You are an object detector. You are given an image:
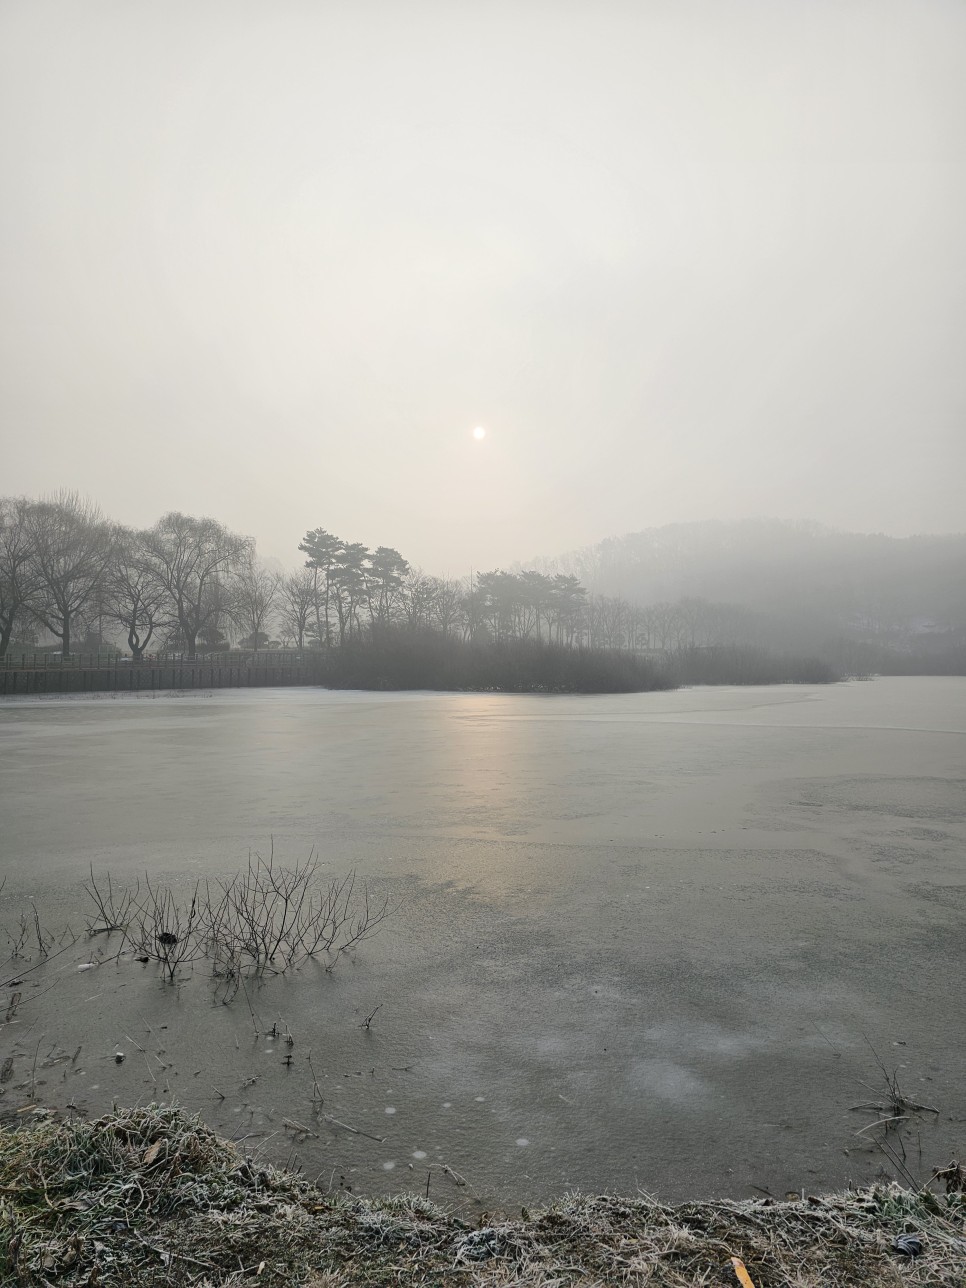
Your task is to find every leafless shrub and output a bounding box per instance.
[124,878,206,983]
[84,865,139,935]
[852,1041,939,1127]
[30,903,52,958]
[4,903,53,960]
[850,1039,941,1185]
[201,846,391,979]
[82,850,392,991]
[5,911,30,958]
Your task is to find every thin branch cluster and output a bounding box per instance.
[84,851,391,991]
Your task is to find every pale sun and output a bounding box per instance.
[472,426,486,441]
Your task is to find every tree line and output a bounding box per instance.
[0,493,270,659]
[0,495,426,659]
[297,532,757,654]
[0,492,774,661]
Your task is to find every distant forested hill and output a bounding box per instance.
[528,520,966,659]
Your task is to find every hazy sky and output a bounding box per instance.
[1,1,963,575]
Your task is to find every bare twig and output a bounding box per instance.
[322,1113,385,1143]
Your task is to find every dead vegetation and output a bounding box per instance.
[1,1105,964,1287]
[201,849,391,996]
[3,902,59,962]
[83,847,392,995]
[848,1039,944,1188]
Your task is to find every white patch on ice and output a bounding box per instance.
[516,1138,530,1147]
[384,1106,396,1115]
[474,1096,485,1102]
[442,1102,451,1108]
[382,1161,396,1171]
[626,1057,707,1102]
[412,1150,427,1160]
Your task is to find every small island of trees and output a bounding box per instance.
[0,492,837,691]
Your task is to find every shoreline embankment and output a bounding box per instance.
[3,1104,963,1287]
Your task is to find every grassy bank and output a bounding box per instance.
[311,631,672,693]
[2,1105,964,1287]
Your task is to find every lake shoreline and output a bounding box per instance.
[3,1103,963,1287]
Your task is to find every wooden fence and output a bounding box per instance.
[0,661,315,695]
[0,650,306,671]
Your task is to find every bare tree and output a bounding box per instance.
[427,576,464,636]
[402,568,437,629]
[23,492,113,657]
[549,574,587,645]
[635,605,657,651]
[0,497,39,658]
[103,527,167,660]
[649,602,676,651]
[142,512,250,657]
[233,551,281,651]
[277,568,316,650]
[598,594,628,650]
[520,570,553,640]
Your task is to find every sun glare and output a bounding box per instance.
[472,426,486,441]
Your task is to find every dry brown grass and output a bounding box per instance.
[1,1105,964,1287]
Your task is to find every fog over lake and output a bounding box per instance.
[1,677,963,1207]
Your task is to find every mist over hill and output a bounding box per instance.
[527,520,966,664]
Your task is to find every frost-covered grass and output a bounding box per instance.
[2,1105,965,1286]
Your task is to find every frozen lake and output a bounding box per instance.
[1,677,964,1208]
